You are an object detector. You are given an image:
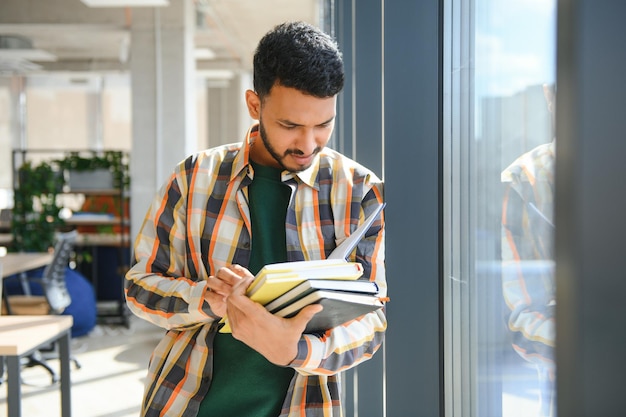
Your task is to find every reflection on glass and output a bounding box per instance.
[501,84,556,417]
[468,0,557,416]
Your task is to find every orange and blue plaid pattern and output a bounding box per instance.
[502,141,555,368]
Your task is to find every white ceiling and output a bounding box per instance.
[0,0,320,75]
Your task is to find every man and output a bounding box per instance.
[125,21,386,417]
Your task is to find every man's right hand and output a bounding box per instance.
[203,264,252,317]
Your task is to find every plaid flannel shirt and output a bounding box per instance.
[501,141,555,369]
[125,124,386,417]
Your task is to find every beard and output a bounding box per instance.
[258,118,321,173]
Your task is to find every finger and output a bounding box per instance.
[229,276,255,298]
[226,277,262,320]
[291,304,324,330]
[205,275,231,296]
[227,264,255,280]
[204,286,227,317]
[215,266,245,286]
[225,279,256,330]
[204,288,224,304]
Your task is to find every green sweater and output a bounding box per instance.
[198,161,294,416]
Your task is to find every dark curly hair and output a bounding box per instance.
[253,21,344,100]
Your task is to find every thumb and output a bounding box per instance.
[230,276,254,297]
[292,304,324,330]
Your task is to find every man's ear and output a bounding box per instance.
[245,90,261,120]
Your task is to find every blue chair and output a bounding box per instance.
[4,230,95,383]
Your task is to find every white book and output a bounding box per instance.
[264,278,380,313]
[273,289,385,333]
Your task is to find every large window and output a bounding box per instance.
[0,72,214,210]
[0,74,132,209]
[445,1,557,416]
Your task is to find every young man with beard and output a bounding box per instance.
[125,21,386,417]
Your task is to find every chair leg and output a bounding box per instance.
[23,351,59,384]
[32,342,82,371]
[71,355,82,370]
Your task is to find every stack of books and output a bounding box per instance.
[266,274,383,333]
[219,203,386,334]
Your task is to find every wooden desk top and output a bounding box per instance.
[0,315,73,355]
[0,252,54,277]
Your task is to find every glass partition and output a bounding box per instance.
[445,0,557,416]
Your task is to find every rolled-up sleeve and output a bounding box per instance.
[125,171,218,331]
[290,185,387,376]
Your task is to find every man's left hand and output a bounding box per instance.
[226,276,323,366]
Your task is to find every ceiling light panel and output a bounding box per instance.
[81,0,169,7]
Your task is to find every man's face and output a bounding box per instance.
[246,84,336,173]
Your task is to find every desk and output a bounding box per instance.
[0,252,54,316]
[1,252,54,277]
[0,315,73,417]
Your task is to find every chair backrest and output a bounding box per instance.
[42,230,78,314]
[0,208,11,229]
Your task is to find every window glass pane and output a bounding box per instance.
[0,77,21,206]
[25,74,132,152]
[0,74,133,210]
[447,1,557,416]
[101,74,132,151]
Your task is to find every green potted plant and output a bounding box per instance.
[11,151,130,252]
[56,150,130,191]
[11,160,65,252]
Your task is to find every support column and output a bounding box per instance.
[555,1,626,415]
[130,0,196,239]
[334,1,385,415]
[206,72,252,148]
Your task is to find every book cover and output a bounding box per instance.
[246,261,364,302]
[264,279,379,313]
[273,290,385,333]
[327,203,385,260]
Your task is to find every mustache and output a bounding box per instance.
[285,147,322,157]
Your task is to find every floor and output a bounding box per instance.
[0,313,551,417]
[0,314,163,417]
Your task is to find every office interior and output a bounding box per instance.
[1,0,625,416]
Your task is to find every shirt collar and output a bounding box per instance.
[283,157,319,189]
[231,123,320,190]
[230,124,256,181]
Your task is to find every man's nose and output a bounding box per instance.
[295,128,318,155]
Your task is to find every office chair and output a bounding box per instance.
[5,229,82,383]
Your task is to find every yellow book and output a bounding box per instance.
[247,259,364,299]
